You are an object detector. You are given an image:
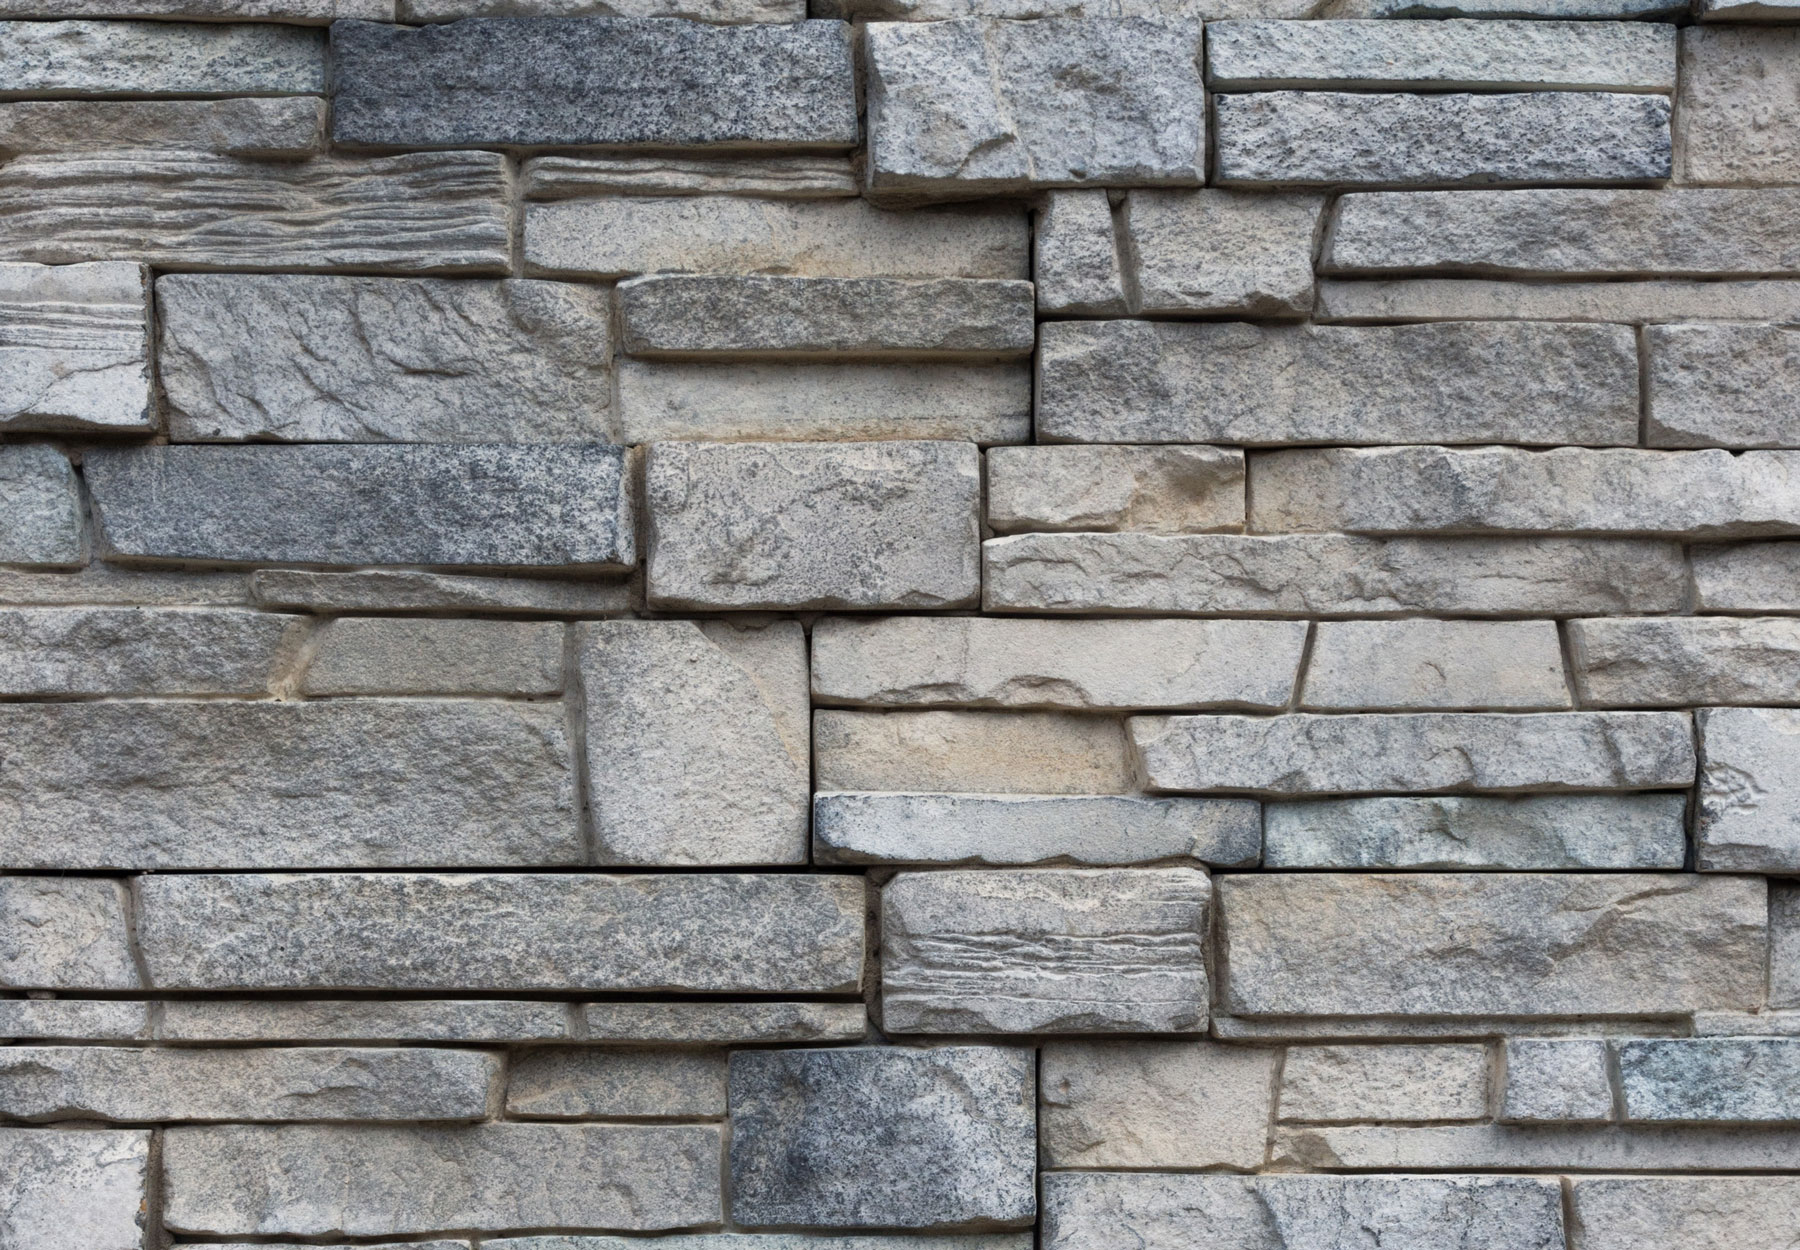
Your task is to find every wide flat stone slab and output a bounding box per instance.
[0,262,149,433]
[0,98,322,158]
[0,606,289,697]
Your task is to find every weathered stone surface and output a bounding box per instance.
[1215,91,1670,187]
[618,360,1029,444]
[158,1000,568,1043]
[302,618,564,696]
[813,617,1305,711]
[136,873,865,992]
[522,154,854,198]
[865,18,1204,199]
[1325,0,1678,14]
[1219,873,1766,1018]
[581,620,808,866]
[1777,883,1800,1009]
[0,1128,147,1250]
[1326,188,1800,279]
[1274,1121,1800,1170]
[0,999,148,1041]
[1127,188,1324,316]
[1135,712,1694,796]
[0,150,511,273]
[1647,323,1800,448]
[1303,619,1568,710]
[1251,447,1800,538]
[1572,617,1800,706]
[88,444,633,571]
[1693,542,1800,612]
[0,261,148,433]
[645,441,978,610]
[1043,1172,1566,1250]
[1569,1177,1800,1250]
[987,445,1245,534]
[1677,28,1800,186]
[0,444,83,568]
[1698,706,1800,873]
[814,792,1261,867]
[0,1046,497,1123]
[580,1002,867,1045]
[730,1047,1035,1230]
[1617,1038,1800,1123]
[1040,1040,1275,1169]
[0,0,385,16]
[0,20,322,95]
[0,878,136,990]
[1318,277,1800,324]
[0,566,246,608]
[0,700,578,869]
[985,533,1685,617]
[158,274,612,443]
[1699,0,1800,15]
[1034,190,1126,315]
[1693,1010,1800,1036]
[0,97,322,158]
[1208,19,1676,91]
[490,1239,1030,1250]
[1502,1039,1613,1124]
[1222,1016,1688,1043]
[882,867,1210,1033]
[525,197,1026,281]
[814,710,1137,794]
[1036,320,1638,446]
[0,606,296,696]
[164,1122,721,1237]
[1282,1044,1487,1124]
[332,18,856,150]
[508,1049,726,1119]
[250,569,632,616]
[1264,794,1688,870]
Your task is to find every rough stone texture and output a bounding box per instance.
[405,0,798,17]
[1502,1039,1613,1124]
[0,261,148,433]
[301,618,564,696]
[814,792,1261,867]
[0,878,136,990]
[1647,323,1800,449]
[986,446,1245,534]
[1677,27,1800,186]
[1325,0,1678,14]
[812,617,1306,710]
[814,710,1137,794]
[729,1047,1036,1230]
[1036,320,1638,446]
[0,0,384,14]
[1264,794,1688,870]
[645,441,979,610]
[1034,190,1126,315]
[865,18,1205,199]
[617,361,1029,445]
[135,873,865,992]
[332,18,856,150]
[1568,1177,1800,1250]
[0,1000,148,1041]
[1697,706,1800,873]
[0,700,579,870]
[1039,1040,1275,1169]
[579,620,809,866]
[1207,19,1676,91]
[1214,91,1670,187]
[0,98,323,158]
[490,1239,1030,1250]
[0,1046,498,1123]
[0,606,297,696]
[0,1128,148,1250]
[1778,883,1800,1010]
[88,444,633,571]
[1693,542,1800,612]
[619,276,1035,361]
[0,566,245,607]
[1127,188,1325,316]
[1218,873,1767,1018]
[580,1002,867,1046]
[525,197,1026,281]
[881,867,1211,1033]
[1273,1121,1800,1170]
[1572,617,1800,706]
[1616,1038,1800,1123]
[0,444,84,568]
[522,154,855,198]
[0,19,323,95]
[250,569,633,616]
[157,274,613,443]
[0,150,511,273]
[1134,711,1695,796]
[984,533,1686,617]
[1280,1044,1489,1123]
[1251,446,1800,539]
[507,1049,726,1119]
[1318,278,1800,325]
[1302,619,1569,710]
[158,1000,568,1044]
[1693,1010,1800,1037]
[163,1122,722,1237]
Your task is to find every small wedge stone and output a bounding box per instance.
[1501,1038,1613,1124]
[814,710,1137,794]
[507,1049,726,1119]
[1302,619,1569,710]
[0,878,137,990]
[1647,323,1800,448]
[0,1129,147,1250]
[986,445,1245,534]
[301,618,565,696]
[0,98,322,158]
[1280,1044,1488,1124]
[1034,190,1127,315]
[1698,706,1800,873]
[0,19,323,95]
[0,261,148,433]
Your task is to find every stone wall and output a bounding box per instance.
[0,4,1798,1249]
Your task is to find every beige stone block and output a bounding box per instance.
[987,445,1244,534]
[1280,1044,1489,1124]
[814,710,1137,794]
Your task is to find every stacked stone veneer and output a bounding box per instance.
[5,3,1800,1249]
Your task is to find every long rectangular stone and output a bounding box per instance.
[0,1129,148,1250]
[1647,323,1800,448]
[1220,873,1766,1018]
[0,98,322,158]
[0,566,246,607]
[521,154,855,198]
[158,1000,568,1044]
[0,700,579,869]
[580,1002,867,1046]
[250,568,633,616]
[987,445,1245,534]
[0,261,149,432]
[0,878,137,990]
[1697,706,1800,873]
[0,1046,497,1123]
[1571,616,1800,706]
[1618,1038,1800,1123]
[1318,277,1800,324]
[814,710,1136,794]
[331,18,856,149]
[1778,882,1800,1009]
[1036,320,1638,446]
[1215,91,1670,187]
[983,533,1686,617]
[0,999,148,1042]
[1570,1177,1800,1250]
[812,617,1306,711]
[0,20,323,95]
[88,444,633,570]
[1280,1043,1489,1124]
[1677,28,1800,186]
[1328,0,1681,14]
[157,274,613,443]
[489,1237,1031,1250]
[1302,619,1569,710]
[301,618,564,696]
[1264,794,1688,870]
[1133,712,1695,796]
[1251,446,1800,538]
[0,150,511,272]
[815,792,1260,867]
[0,606,298,696]
[507,1049,726,1119]
[644,441,977,610]
[0,0,387,17]
[1275,1122,1800,1171]
[136,873,865,992]
[1207,19,1676,91]
[0,443,84,569]
[883,867,1210,1033]
[164,1123,721,1237]
[1327,188,1800,279]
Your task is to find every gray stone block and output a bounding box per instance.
[1033,190,1126,315]
[508,1049,726,1119]
[0,19,322,95]
[1698,706,1800,873]
[0,98,323,158]
[1572,616,1800,706]
[0,261,148,432]
[301,618,564,696]
[1677,27,1800,186]
[1647,323,1800,448]
[1302,619,1568,710]
[0,878,137,990]
[1501,1038,1613,1124]
[814,710,1137,794]
[1318,277,1800,325]
[1325,0,1679,14]
[0,999,148,1042]
[1693,542,1800,612]
[0,0,386,16]
[1274,1121,1800,1170]
[0,565,245,608]
[0,606,297,696]
[730,1046,1035,1230]
[250,568,633,616]
[1618,1038,1800,1123]
[522,154,855,198]
[1569,1177,1800,1250]
[0,1128,148,1250]
[490,1238,1028,1250]
[405,0,800,17]
[0,444,83,568]
[986,446,1245,534]
[580,1002,866,1046]
[1124,189,1325,317]
[1280,1044,1489,1124]
[1777,883,1800,1009]
[157,999,568,1043]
